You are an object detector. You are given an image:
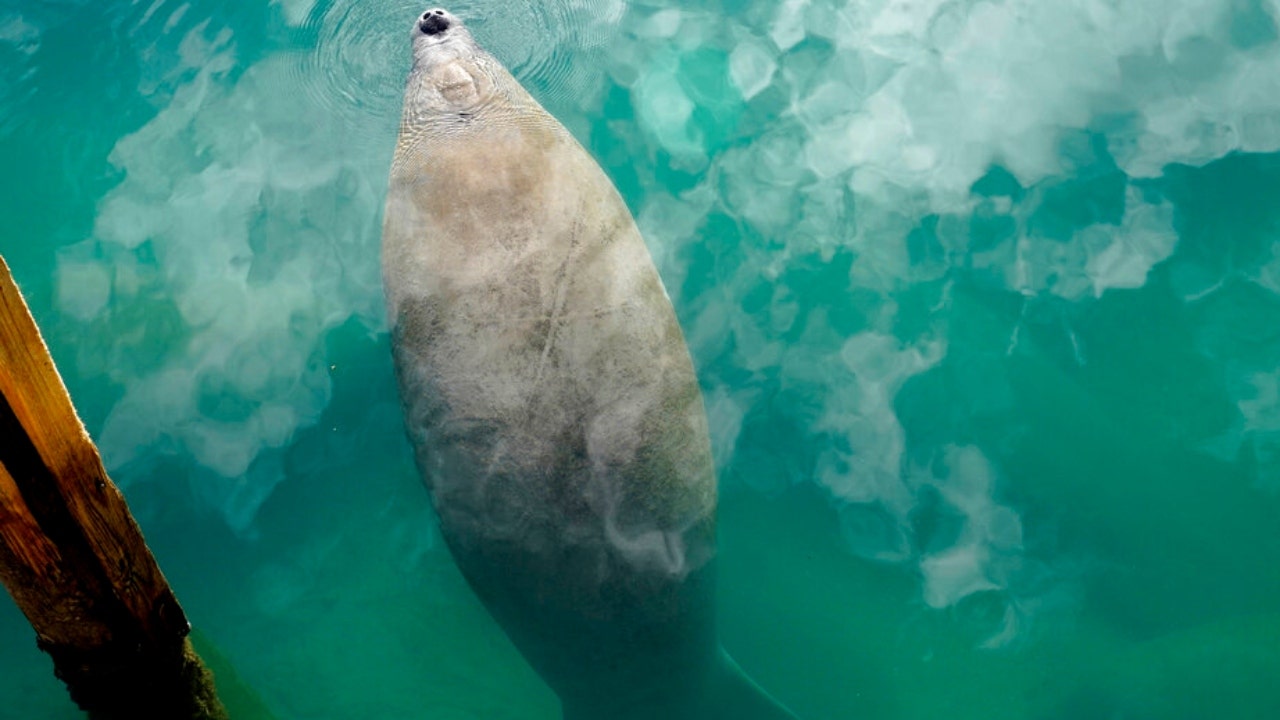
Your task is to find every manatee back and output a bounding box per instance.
[381,20,721,709]
[383,48,716,552]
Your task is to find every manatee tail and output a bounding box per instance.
[708,647,800,720]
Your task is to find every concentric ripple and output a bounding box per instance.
[462,0,624,111]
[292,0,425,130]
[293,0,624,129]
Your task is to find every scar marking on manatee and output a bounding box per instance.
[534,216,586,387]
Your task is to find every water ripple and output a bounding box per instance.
[464,0,623,110]
[293,0,424,129]
[294,0,623,128]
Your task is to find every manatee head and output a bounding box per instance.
[409,8,476,70]
[400,7,524,128]
[403,8,483,118]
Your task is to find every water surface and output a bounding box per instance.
[2,1,1279,718]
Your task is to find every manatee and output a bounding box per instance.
[381,8,797,720]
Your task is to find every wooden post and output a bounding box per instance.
[0,255,228,719]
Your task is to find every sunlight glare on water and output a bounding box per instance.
[1,0,1279,718]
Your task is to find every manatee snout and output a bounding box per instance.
[419,8,451,36]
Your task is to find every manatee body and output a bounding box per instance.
[382,9,795,720]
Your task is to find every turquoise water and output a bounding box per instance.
[3,0,1280,717]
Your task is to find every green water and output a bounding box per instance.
[2,0,1280,718]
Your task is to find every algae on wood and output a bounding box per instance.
[0,254,228,720]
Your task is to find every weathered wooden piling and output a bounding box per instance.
[0,254,228,719]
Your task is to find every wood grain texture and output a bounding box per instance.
[0,254,228,719]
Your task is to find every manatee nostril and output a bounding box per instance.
[419,10,450,36]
